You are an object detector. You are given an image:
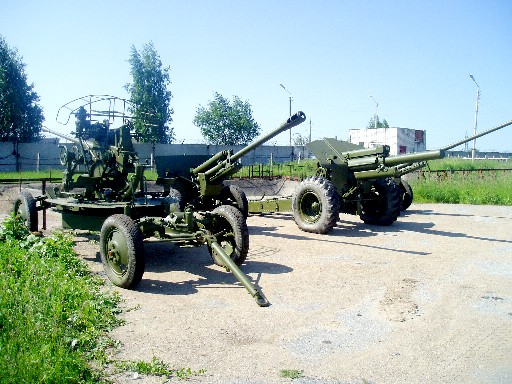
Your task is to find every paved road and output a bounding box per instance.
[1,187,510,383]
[92,204,511,384]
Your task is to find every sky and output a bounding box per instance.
[2,0,512,151]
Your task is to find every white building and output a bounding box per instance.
[348,127,426,155]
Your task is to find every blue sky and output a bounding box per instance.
[2,0,511,151]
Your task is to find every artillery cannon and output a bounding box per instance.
[13,95,306,306]
[248,119,512,234]
[156,110,306,217]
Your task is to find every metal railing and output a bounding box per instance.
[415,168,512,180]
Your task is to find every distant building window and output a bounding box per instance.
[399,146,407,154]
[415,130,424,143]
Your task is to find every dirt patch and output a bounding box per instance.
[2,186,512,384]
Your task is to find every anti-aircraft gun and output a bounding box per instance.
[42,110,141,203]
[13,95,306,307]
[248,119,512,234]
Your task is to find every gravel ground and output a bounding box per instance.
[2,186,511,384]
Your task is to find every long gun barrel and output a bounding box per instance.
[192,111,306,177]
[230,111,307,163]
[384,119,512,166]
[343,119,512,181]
[441,119,512,152]
[41,126,81,144]
[41,126,97,165]
[189,111,306,196]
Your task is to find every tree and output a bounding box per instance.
[193,92,260,145]
[0,35,44,143]
[293,133,309,147]
[367,116,389,129]
[125,42,174,143]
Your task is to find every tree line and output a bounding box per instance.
[0,37,261,146]
[1,35,387,146]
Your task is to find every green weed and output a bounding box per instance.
[0,214,122,383]
[280,369,304,379]
[0,169,63,180]
[409,170,512,205]
[114,357,206,380]
[0,214,207,383]
[423,158,511,171]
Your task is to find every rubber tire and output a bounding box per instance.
[399,179,414,211]
[100,214,145,288]
[208,205,249,267]
[360,178,402,226]
[221,184,249,218]
[292,176,340,234]
[13,191,38,232]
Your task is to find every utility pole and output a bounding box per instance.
[309,118,312,143]
[370,95,379,129]
[469,74,480,161]
[280,83,292,146]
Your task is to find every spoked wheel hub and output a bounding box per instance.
[100,214,145,288]
[298,190,322,223]
[105,230,130,277]
[291,176,339,234]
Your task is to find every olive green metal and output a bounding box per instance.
[296,189,323,224]
[382,120,512,168]
[248,197,292,213]
[210,241,269,307]
[309,119,512,183]
[42,121,138,201]
[62,212,112,231]
[353,161,426,180]
[248,119,512,233]
[384,150,444,166]
[104,225,130,278]
[34,96,287,306]
[191,111,307,192]
[192,150,229,175]
[230,112,307,163]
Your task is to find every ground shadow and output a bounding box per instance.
[248,210,511,256]
[248,221,428,255]
[119,241,292,297]
[387,219,511,244]
[401,207,512,220]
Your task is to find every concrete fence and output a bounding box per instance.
[0,141,312,173]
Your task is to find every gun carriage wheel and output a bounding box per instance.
[13,191,39,232]
[291,176,340,234]
[100,214,145,288]
[220,184,249,218]
[59,146,73,165]
[208,205,249,267]
[90,161,105,178]
[398,179,413,211]
[359,178,401,226]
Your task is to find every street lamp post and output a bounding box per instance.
[469,74,480,161]
[280,83,292,146]
[370,95,379,129]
